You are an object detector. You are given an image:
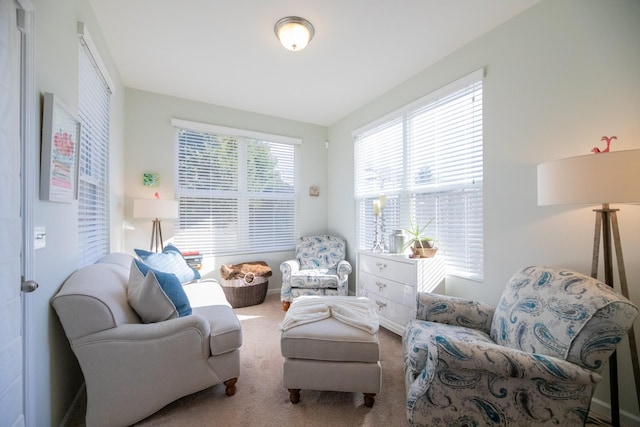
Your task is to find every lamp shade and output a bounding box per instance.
[133,199,179,219]
[537,149,640,206]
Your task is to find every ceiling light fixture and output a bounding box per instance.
[274,16,314,52]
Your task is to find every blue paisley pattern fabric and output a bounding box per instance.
[403,266,638,426]
[280,235,352,303]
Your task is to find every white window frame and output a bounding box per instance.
[354,69,484,280]
[171,119,300,256]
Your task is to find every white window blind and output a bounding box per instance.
[354,69,483,279]
[173,120,299,256]
[77,27,112,267]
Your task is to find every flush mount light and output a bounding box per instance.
[274,16,314,51]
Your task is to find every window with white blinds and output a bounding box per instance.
[172,120,299,256]
[354,69,483,279]
[77,27,112,267]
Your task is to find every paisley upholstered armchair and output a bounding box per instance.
[403,266,638,426]
[280,235,352,310]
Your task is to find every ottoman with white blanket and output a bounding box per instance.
[279,296,382,407]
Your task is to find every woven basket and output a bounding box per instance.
[219,272,269,308]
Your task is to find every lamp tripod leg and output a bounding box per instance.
[591,206,640,426]
[150,219,164,252]
[610,211,640,419]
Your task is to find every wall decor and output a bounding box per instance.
[40,92,81,202]
[309,185,320,197]
[143,172,160,187]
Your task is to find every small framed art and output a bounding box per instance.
[40,92,81,202]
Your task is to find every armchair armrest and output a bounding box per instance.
[280,259,301,304]
[74,314,212,357]
[416,292,495,334]
[408,336,600,410]
[280,259,300,276]
[70,314,225,427]
[337,260,352,280]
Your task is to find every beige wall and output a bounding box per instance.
[31,0,126,425]
[328,0,640,419]
[123,89,328,288]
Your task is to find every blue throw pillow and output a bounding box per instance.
[135,244,201,284]
[134,260,192,317]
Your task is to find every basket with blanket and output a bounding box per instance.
[219,261,272,308]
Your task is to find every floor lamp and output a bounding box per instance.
[133,198,179,252]
[538,149,640,426]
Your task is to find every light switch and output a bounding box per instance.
[34,226,46,250]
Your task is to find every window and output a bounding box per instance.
[172,119,299,256]
[77,24,112,267]
[354,69,483,279]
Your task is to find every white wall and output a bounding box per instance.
[123,89,328,289]
[328,0,640,419]
[31,0,126,425]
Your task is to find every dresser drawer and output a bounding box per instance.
[359,288,415,330]
[359,271,415,307]
[359,254,414,284]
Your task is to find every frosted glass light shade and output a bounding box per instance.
[133,199,179,219]
[537,149,640,206]
[274,16,314,51]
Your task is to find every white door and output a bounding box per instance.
[0,0,36,426]
[0,0,26,424]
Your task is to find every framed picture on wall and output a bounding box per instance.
[40,92,81,202]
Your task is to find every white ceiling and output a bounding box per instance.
[90,0,541,127]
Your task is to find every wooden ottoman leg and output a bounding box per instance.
[282,301,291,311]
[224,378,237,396]
[364,393,376,408]
[289,389,301,404]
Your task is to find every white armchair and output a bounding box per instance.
[51,253,242,427]
[280,235,352,310]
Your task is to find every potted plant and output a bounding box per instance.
[402,216,438,258]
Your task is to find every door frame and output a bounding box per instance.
[16,0,37,425]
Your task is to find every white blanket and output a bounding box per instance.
[279,296,379,334]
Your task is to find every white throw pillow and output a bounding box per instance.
[127,260,178,323]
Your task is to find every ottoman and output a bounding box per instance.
[280,299,382,407]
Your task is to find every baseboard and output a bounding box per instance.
[59,382,86,427]
[267,288,280,295]
[590,397,640,426]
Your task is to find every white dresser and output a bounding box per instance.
[356,251,445,336]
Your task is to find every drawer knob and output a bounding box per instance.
[376,281,386,291]
[375,300,387,310]
[375,262,387,272]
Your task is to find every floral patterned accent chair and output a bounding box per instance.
[403,266,638,427]
[280,235,352,311]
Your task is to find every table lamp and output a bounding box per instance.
[537,148,640,426]
[133,198,179,252]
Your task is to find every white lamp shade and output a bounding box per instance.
[537,149,640,206]
[133,199,179,219]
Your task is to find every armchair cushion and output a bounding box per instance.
[135,244,201,284]
[130,259,192,319]
[291,268,339,289]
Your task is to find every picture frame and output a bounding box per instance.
[40,92,81,202]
